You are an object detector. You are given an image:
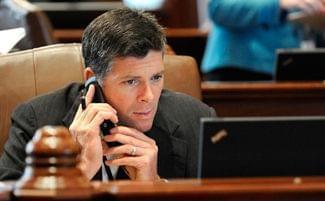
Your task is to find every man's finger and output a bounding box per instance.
[104,133,151,149]
[105,156,142,168]
[105,144,145,156]
[109,126,156,145]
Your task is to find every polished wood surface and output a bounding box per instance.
[94,177,325,201]
[156,0,198,28]
[13,126,92,200]
[53,29,83,43]
[202,81,325,117]
[53,28,208,42]
[3,177,325,201]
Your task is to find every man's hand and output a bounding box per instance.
[69,85,118,180]
[103,126,159,181]
[280,0,325,14]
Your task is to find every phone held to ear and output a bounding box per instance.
[83,76,120,147]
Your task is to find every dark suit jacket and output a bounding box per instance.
[0,83,216,181]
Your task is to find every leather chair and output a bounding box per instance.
[0,0,56,50]
[0,43,201,153]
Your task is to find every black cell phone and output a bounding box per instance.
[84,76,120,147]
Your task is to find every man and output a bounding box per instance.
[0,8,216,181]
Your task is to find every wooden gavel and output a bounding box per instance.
[13,126,93,200]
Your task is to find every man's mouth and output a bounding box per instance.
[133,109,153,118]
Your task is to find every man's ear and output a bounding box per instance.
[83,67,95,81]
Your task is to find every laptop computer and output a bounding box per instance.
[198,116,325,178]
[275,48,325,81]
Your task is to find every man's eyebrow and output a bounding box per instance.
[119,70,165,80]
[154,70,165,75]
[120,75,141,80]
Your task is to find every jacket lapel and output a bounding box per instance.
[62,93,81,127]
[146,104,188,178]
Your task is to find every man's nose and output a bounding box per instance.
[138,83,154,103]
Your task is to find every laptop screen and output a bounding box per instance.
[198,116,325,178]
[275,48,325,81]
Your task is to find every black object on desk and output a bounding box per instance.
[198,116,325,178]
[275,48,325,81]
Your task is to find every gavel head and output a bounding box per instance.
[14,126,92,200]
[25,126,81,168]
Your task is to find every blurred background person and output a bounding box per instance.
[201,0,325,81]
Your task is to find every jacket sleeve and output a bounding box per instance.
[0,103,37,181]
[208,0,283,29]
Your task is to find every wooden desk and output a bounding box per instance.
[202,81,325,117]
[53,28,208,43]
[95,177,325,201]
[53,29,83,43]
[2,177,325,201]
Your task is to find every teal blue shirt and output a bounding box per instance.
[202,0,300,75]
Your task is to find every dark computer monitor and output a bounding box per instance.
[198,116,325,178]
[275,48,325,81]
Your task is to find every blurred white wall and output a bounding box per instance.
[123,0,165,11]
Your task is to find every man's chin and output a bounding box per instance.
[132,120,153,132]
[119,116,155,132]
[136,123,153,132]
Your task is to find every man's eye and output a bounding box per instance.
[152,74,163,82]
[125,79,138,85]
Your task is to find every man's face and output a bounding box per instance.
[101,50,164,132]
